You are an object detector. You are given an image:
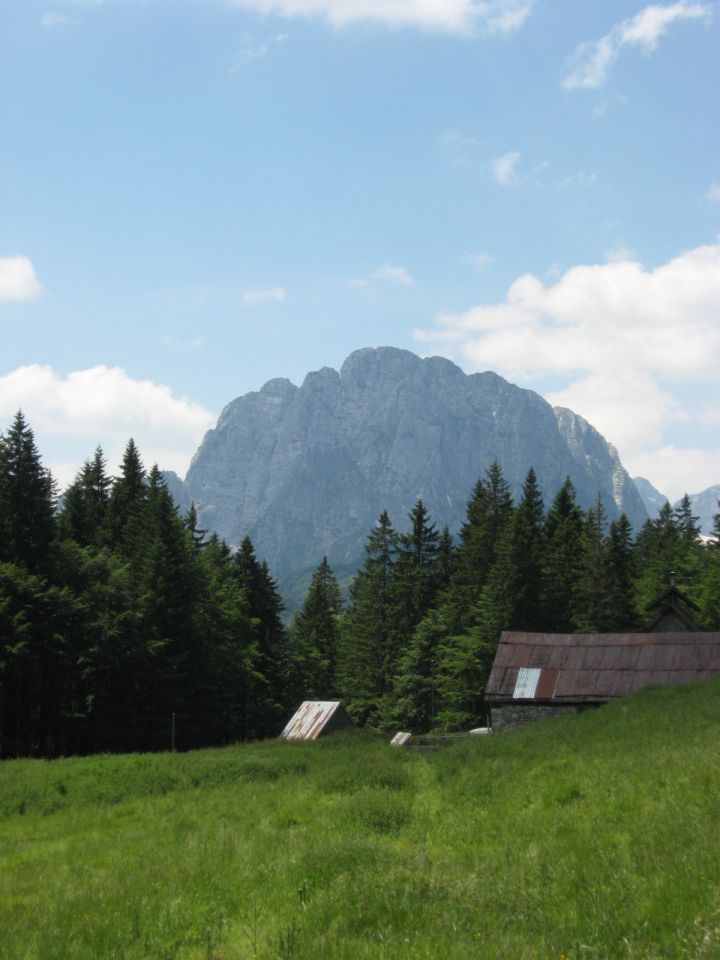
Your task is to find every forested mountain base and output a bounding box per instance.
[1,412,718,756]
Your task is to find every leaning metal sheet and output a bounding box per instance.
[280,701,341,740]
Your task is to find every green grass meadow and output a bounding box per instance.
[2,680,720,959]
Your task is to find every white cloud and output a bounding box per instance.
[40,13,80,27]
[605,241,636,263]
[0,365,216,489]
[707,182,720,201]
[557,170,598,190]
[351,263,414,286]
[492,150,522,187]
[228,0,533,34]
[563,2,711,90]
[371,263,413,285]
[160,334,205,349]
[627,446,720,502]
[0,257,41,301]
[438,128,479,168]
[414,239,720,499]
[464,251,494,269]
[242,286,286,303]
[230,32,289,73]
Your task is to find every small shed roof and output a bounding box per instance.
[279,700,352,740]
[485,630,720,704]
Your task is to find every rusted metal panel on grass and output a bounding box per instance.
[279,701,352,740]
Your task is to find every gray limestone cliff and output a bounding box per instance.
[633,476,669,519]
[181,347,647,589]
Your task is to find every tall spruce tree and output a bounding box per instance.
[574,495,610,632]
[290,557,343,700]
[0,412,55,571]
[541,477,585,632]
[104,439,147,552]
[233,537,290,738]
[337,510,398,725]
[604,514,637,630]
[57,447,112,548]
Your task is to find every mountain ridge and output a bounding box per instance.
[174,348,647,596]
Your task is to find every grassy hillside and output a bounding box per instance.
[2,680,720,959]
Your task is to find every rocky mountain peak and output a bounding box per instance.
[180,348,648,596]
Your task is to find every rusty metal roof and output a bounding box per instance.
[486,631,720,704]
[279,700,350,740]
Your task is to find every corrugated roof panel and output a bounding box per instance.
[280,701,343,740]
[535,668,559,699]
[487,631,720,705]
[513,667,541,699]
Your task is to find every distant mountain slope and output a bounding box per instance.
[633,476,669,519]
[179,348,647,589]
[631,476,719,536]
[679,484,720,537]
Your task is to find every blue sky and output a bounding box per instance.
[1,0,718,501]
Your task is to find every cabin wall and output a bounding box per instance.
[490,703,597,732]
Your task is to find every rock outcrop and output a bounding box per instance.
[180,348,648,590]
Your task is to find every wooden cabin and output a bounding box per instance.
[485,582,720,731]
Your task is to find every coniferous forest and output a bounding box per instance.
[1,411,719,758]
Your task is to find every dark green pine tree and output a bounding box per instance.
[0,561,82,757]
[290,557,343,701]
[337,510,398,726]
[135,466,204,749]
[450,461,514,624]
[57,447,112,548]
[712,500,720,547]
[574,495,610,632]
[698,500,720,628]
[0,411,56,571]
[389,499,441,645]
[540,477,585,632]
[603,514,638,630]
[674,494,701,544]
[434,469,542,730]
[195,535,256,743]
[391,609,444,732]
[184,502,208,552]
[233,537,290,739]
[505,466,545,630]
[633,500,703,614]
[103,438,147,552]
[392,463,513,732]
[436,525,455,590]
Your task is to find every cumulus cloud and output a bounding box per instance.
[371,263,413,285]
[464,251,494,269]
[228,0,533,34]
[351,263,414,286]
[40,13,80,27]
[0,365,215,488]
[242,286,286,304]
[230,32,289,73]
[0,257,41,301]
[414,239,720,500]
[492,151,522,187]
[563,2,711,90]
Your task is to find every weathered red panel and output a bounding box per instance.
[535,668,559,699]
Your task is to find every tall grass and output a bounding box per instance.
[2,681,720,958]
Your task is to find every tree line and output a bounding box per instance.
[296,464,720,732]
[1,412,718,756]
